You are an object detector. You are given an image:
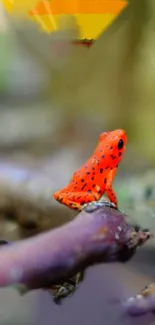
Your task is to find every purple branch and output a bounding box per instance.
[0,203,150,291]
[124,282,155,316]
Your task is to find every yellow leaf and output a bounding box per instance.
[1,0,12,12]
[1,0,39,14]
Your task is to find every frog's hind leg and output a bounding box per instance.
[56,191,100,211]
[60,198,82,211]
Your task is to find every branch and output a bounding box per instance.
[0,160,75,230]
[0,202,150,293]
[124,282,155,316]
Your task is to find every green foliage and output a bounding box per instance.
[0,32,12,92]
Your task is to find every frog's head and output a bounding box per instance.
[98,129,127,168]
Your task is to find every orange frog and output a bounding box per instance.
[53,129,127,211]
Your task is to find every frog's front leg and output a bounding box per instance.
[105,167,118,208]
[58,191,100,211]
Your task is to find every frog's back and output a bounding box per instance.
[62,152,108,195]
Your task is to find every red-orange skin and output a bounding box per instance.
[53,129,127,211]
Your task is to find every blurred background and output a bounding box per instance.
[0,0,155,324]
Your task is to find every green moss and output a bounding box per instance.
[0,32,12,92]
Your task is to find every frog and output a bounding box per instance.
[53,129,127,211]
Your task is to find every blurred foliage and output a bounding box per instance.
[0,0,155,169]
[0,32,12,91]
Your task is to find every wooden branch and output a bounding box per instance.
[0,202,150,293]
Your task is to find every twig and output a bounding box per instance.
[0,202,150,293]
[0,160,75,231]
[123,282,155,316]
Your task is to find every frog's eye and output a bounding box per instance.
[117,139,124,150]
